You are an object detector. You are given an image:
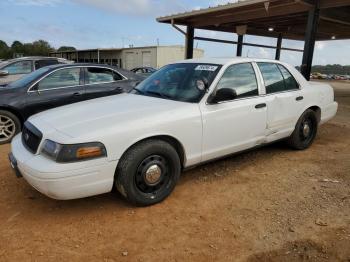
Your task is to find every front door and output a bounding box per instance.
[26,67,85,115]
[200,63,267,162]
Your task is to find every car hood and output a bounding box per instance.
[29,93,196,139]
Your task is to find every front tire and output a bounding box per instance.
[287,109,318,150]
[0,110,21,145]
[115,139,181,206]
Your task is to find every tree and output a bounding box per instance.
[31,40,55,56]
[57,46,76,52]
[11,40,24,54]
[0,40,10,59]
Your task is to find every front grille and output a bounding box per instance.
[22,122,43,154]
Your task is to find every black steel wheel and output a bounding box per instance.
[288,109,318,150]
[115,139,181,206]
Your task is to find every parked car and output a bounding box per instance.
[0,56,73,86]
[9,58,338,206]
[131,67,157,77]
[0,63,144,144]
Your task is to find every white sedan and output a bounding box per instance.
[9,58,338,206]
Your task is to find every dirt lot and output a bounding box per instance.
[0,81,349,262]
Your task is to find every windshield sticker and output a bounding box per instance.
[195,65,218,71]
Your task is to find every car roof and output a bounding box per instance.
[46,63,118,70]
[176,57,283,66]
[8,56,67,62]
[0,57,71,68]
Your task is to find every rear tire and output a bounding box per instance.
[0,110,21,145]
[287,109,318,150]
[115,139,181,206]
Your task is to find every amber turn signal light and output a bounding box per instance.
[76,147,103,159]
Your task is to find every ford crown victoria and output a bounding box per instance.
[9,58,338,206]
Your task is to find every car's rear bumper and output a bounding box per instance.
[320,102,338,125]
[10,135,117,200]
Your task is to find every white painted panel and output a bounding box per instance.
[142,51,152,67]
[125,52,135,70]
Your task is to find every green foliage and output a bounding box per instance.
[0,40,11,59]
[11,41,24,54]
[0,40,74,59]
[57,46,76,52]
[311,64,350,75]
[296,64,350,75]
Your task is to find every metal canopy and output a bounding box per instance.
[157,0,350,41]
[157,0,350,80]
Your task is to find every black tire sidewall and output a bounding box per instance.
[289,109,318,150]
[0,110,21,145]
[116,140,181,206]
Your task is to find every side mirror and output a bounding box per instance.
[210,88,237,103]
[0,70,9,77]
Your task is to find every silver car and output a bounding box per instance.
[0,57,73,86]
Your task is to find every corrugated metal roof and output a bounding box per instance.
[157,0,266,22]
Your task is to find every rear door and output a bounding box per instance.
[26,67,85,115]
[83,67,130,99]
[257,62,304,136]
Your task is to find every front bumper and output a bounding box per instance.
[10,135,118,200]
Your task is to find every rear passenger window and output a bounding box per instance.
[257,63,285,94]
[86,68,122,84]
[277,65,299,90]
[258,63,299,94]
[35,60,58,69]
[216,63,258,99]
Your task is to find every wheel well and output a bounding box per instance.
[308,106,321,123]
[0,106,24,126]
[123,136,186,169]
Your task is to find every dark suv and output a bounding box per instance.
[0,56,73,86]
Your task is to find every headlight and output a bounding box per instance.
[40,140,107,163]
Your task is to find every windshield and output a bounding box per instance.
[7,67,51,88]
[133,63,222,103]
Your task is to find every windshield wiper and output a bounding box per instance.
[133,88,171,99]
[133,87,145,95]
[145,90,171,99]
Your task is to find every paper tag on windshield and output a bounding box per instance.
[195,65,218,71]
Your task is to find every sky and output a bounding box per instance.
[0,0,349,66]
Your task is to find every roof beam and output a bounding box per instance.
[190,2,311,28]
[193,36,303,52]
[319,0,350,9]
[320,8,350,26]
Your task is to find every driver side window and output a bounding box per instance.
[216,63,258,99]
[37,68,81,91]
